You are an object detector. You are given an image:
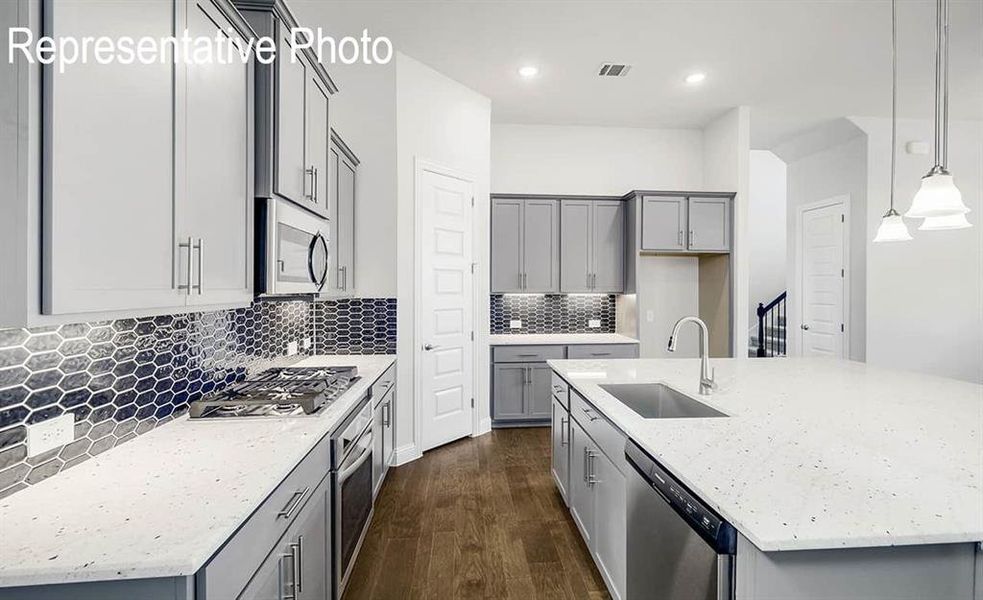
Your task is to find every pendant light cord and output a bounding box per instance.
[942,0,949,169]
[933,0,943,169]
[890,0,897,212]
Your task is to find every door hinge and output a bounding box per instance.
[470,262,476,274]
[471,196,475,207]
[841,323,844,332]
[470,397,474,408]
[840,214,845,223]
[841,268,844,277]
[470,331,474,341]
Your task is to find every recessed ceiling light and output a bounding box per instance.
[518,65,539,79]
[685,72,707,85]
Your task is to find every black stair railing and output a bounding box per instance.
[756,291,787,358]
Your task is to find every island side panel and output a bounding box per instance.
[0,577,194,600]
[735,534,976,600]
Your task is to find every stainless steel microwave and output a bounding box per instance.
[257,198,329,295]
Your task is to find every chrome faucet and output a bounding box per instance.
[667,316,717,395]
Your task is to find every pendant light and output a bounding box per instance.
[918,212,973,230]
[874,0,913,243]
[905,0,971,219]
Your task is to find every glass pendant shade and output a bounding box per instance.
[873,210,913,242]
[905,172,969,218]
[918,211,973,230]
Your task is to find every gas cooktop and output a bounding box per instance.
[189,366,360,419]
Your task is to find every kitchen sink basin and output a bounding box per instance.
[599,383,727,419]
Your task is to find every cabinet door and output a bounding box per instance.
[551,397,570,504]
[591,201,625,293]
[371,401,385,498]
[527,364,553,419]
[238,542,288,600]
[688,197,730,251]
[183,0,253,307]
[305,75,330,218]
[382,394,396,469]
[43,0,182,315]
[522,199,559,292]
[274,32,308,205]
[568,418,595,546]
[492,364,526,421]
[336,155,356,291]
[592,450,627,600]
[560,200,593,293]
[640,197,687,251]
[292,483,329,600]
[327,145,342,292]
[491,199,524,292]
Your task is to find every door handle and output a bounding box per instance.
[801,324,810,331]
[423,343,438,351]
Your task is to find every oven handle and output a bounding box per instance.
[338,433,373,484]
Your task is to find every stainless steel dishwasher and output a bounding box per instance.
[625,440,737,600]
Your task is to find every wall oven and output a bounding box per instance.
[331,396,374,598]
[257,198,329,295]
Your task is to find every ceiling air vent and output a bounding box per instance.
[598,63,631,77]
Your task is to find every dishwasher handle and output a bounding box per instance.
[626,440,737,554]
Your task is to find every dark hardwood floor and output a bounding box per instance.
[343,427,611,600]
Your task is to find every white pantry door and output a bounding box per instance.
[799,202,846,358]
[417,166,474,452]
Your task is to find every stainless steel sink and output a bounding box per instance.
[599,383,727,419]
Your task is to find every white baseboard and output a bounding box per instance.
[473,417,492,437]
[393,443,422,466]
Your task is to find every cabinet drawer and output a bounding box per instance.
[197,433,331,598]
[493,345,565,363]
[566,344,638,360]
[570,389,627,474]
[372,362,396,407]
[551,372,570,409]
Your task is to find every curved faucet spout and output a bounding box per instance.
[667,316,717,395]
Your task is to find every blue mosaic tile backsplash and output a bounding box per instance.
[0,297,396,498]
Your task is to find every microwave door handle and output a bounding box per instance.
[308,232,329,291]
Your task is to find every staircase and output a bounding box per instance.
[749,291,787,358]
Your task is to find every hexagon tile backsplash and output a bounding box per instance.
[490,294,616,334]
[0,297,396,498]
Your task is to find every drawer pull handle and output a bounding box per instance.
[581,407,599,422]
[590,352,611,357]
[516,353,538,357]
[277,487,310,520]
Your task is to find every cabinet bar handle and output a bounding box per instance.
[295,535,304,592]
[277,487,309,520]
[586,272,591,288]
[689,230,695,246]
[313,167,319,202]
[305,166,316,200]
[178,236,193,294]
[678,230,683,246]
[587,450,598,487]
[560,416,568,446]
[280,552,296,600]
[383,402,390,426]
[194,238,203,294]
[583,446,589,482]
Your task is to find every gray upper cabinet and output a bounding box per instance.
[560,200,625,293]
[240,0,337,219]
[688,197,731,251]
[490,199,524,293]
[491,198,559,293]
[640,195,731,253]
[42,0,254,316]
[326,132,357,296]
[560,200,592,293]
[182,0,254,307]
[640,196,687,251]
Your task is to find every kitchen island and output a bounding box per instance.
[548,356,983,600]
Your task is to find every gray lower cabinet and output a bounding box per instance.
[551,396,570,504]
[326,132,357,295]
[41,0,254,316]
[492,363,552,423]
[569,416,595,547]
[640,194,731,253]
[490,198,559,293]
[371,386,395,498]
[559,200,625,293]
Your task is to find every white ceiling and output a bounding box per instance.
[296,0,983,149]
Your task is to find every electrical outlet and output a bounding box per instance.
[509,319,523,329]
[302,337,312,350]
[646,310,655,323]
[588,319,602,329]
[286,341,299,356]
[27,414,74,457]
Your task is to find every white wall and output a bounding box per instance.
[748,151,787,328]
[635,256,700,358]
[703,107,751,357]
[852,116,982,383]
[781,128,868,362]
[395,53,492,461]
[490,124,704,195]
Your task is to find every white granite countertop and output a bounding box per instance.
[548,357,983,552]
[0,355,395,588]
[488,333,638,346]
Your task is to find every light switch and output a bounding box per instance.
[286,341,299,356]
[509,319,522,329]
[302,337,312,350]
[588,319,602,329]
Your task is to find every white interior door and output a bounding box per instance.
[417,166,474,452]
[799,202,845,357]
